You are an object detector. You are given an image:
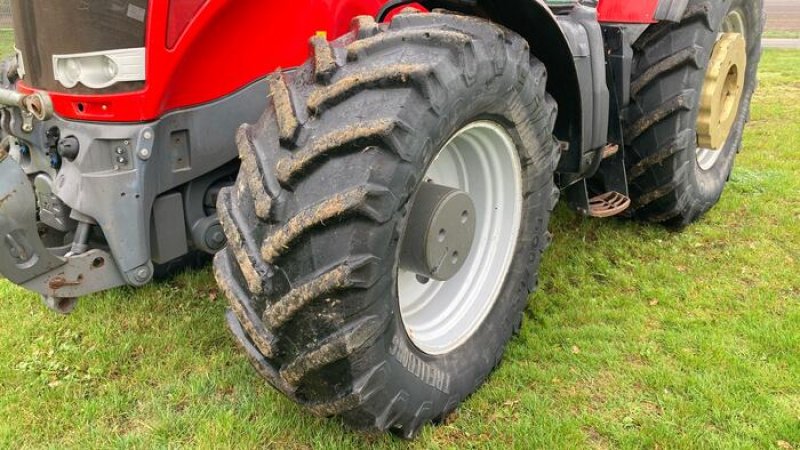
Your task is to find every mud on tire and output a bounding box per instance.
[625,0,764,226]
[214,11,560,437]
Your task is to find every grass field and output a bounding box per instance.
[0,29,13,52]
[764,30,800,39]
[0,45,798,448]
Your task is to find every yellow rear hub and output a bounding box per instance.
[697,33,747,151]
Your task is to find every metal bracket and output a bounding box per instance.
[21,110,33,133]
[22,249,126,298]
[0,154,66,284]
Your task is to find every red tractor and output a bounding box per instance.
[0,0,763,438]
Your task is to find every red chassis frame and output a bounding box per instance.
[18,0,660,123]
[598,0,661,24]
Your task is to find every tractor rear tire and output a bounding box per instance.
[625,0,764,226]
[214,11,559,437]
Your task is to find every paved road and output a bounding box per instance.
[763,38,800,49]
[763,1,800,49]
[765,0,800,32]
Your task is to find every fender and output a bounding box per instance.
[476,0,609,176]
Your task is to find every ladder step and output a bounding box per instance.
[588,191,631,218]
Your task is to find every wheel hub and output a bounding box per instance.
[399,182,476,281]
[697,32,747,151]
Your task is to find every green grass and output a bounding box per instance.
[764,30,800,39]
[0,30,14,57]
[1,49,799,449]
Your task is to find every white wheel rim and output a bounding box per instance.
[696,10,747,171]
[398,121,523,355]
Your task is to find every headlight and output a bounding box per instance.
[57,59,83,88]
[53,48,145,90]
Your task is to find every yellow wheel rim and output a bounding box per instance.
[697,32,747,152]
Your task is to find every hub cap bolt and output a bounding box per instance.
[133,266,151,283]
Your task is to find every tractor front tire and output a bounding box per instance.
[214,11,559,437]
[625,0,764,226]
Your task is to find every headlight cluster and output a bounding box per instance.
[53,48,145,89]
